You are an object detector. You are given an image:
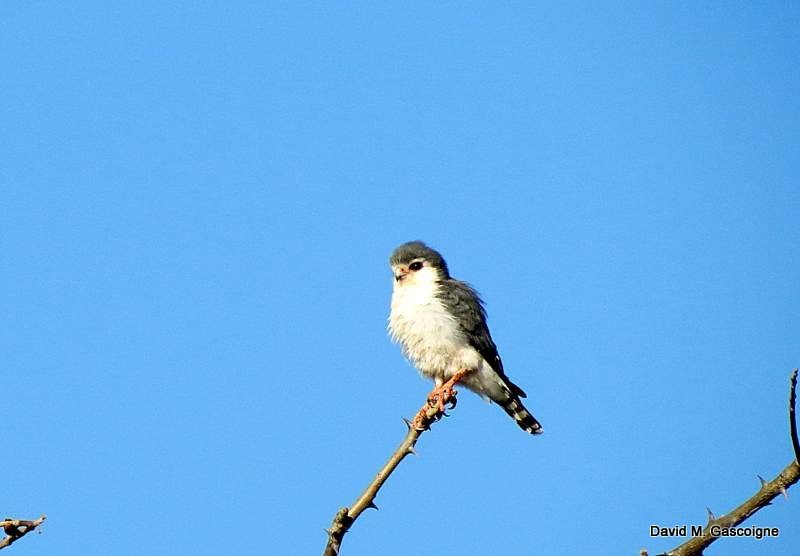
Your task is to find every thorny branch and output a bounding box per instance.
[0,515,46,550]
[322,373,464,556]
[644,369,800,556]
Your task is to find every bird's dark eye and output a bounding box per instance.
[409,261,423,271]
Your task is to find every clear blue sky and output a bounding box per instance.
[3,3,799,555]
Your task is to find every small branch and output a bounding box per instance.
[790,368,799,464]
[322,374,464,556]
[0,515,46,550]
[663,369,800,556]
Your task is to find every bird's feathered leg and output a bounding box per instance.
[412,369,470,430]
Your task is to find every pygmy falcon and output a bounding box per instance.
[388,241,543,435]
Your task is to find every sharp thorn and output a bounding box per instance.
[706,507,716,522]
[407,445,417,455]
[757,474,768,488]
[366,501,379,511]
[402,417,413,431]
[780,485,788,500]
[324,528,341,554]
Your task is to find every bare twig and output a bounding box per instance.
[790,368,799,464]
[0,515,46,550]
[663,369,800,556]
[322,373,464,556]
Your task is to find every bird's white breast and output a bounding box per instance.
[388,268,477,381]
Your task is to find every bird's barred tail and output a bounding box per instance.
[502,395,543,435]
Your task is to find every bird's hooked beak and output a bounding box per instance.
[393,265,409,282]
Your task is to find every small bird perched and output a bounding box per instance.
[388,241,543,435]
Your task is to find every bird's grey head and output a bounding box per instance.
[389,241,450,283]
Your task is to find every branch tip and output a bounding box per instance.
[790,369,799,464]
